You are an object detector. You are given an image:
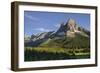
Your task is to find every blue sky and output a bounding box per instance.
[24,11,90,36]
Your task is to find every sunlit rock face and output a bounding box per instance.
[67,19,76,32]
[66,18,80,32]
[65,19,78,37]
[55,18,86,38]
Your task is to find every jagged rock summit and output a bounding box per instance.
[55,18,88,38]
[66,18,78,32]
[66,18,79,37]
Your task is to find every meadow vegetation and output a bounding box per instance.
[24,47,90,61]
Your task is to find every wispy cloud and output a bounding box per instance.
[34,28,51,32]
[54,23,61,28]
[25,14,39,21]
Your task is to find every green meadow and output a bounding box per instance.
[24,47,90,61]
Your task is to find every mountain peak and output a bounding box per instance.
[66,18,77,32]
[54,18,90,38]
[25,18,90,47]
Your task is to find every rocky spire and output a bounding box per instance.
[67,18,76,32]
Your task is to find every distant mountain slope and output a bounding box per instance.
[25,18,90,49]
[39,33,90,49]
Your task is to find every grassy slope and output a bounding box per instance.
[39,33,90,49]
[24,33,90,61]
[25,47,90,61]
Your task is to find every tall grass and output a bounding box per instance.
[24,47,90,61]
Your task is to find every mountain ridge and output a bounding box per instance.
[25,18,90,48]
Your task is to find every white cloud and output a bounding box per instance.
[25,14,39,21]
[54,23,60,28]
[34,28,50,32]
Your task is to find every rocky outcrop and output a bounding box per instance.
[65,19,77,37]
[55,18,89,38]
[55,23,66,37]
[66,19,76,32]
